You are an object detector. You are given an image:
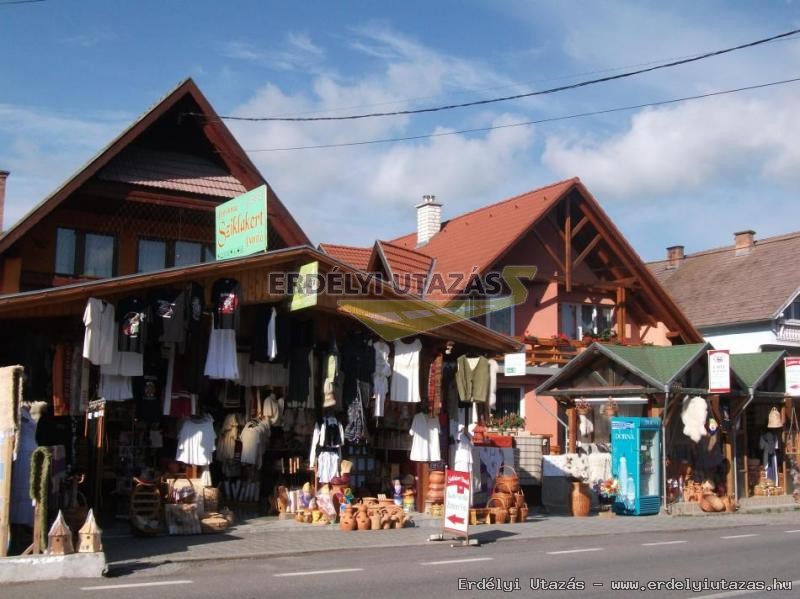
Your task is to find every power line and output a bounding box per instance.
[0,0,47,5]
[244,75,800,152]
[235,36,798,120]
[209,27,800,123]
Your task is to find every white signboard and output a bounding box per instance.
[708,349,731,394]
[443,469,470,537]
[786,357,800,397]
[504,352,527,377]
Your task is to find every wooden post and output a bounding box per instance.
[564,197,572,292]
[567,407,577,454]
[616,287,627,341]
[0,429,14,557]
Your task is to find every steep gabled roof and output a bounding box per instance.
[648,231,800,328]
[391,178,578,299]
[729,351,786,391]
[535,342,712,394]
[375,240,434,297]
[319,243,373,271]
[0,78,310,255]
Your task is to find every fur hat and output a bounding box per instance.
[681,396,708,443]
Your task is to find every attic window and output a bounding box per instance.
[784,297,800,321]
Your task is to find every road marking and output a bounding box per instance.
[547,548,603,555]
[274,568,364,577]
[720,534,758,539]
[785,529,800,533]
[421,557,494,566]
[81,581,193,591]
[689,579,800,599]
[641,540,688,546]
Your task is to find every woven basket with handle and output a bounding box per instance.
[494,465,520,494]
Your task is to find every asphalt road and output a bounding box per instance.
[6,522,800,599]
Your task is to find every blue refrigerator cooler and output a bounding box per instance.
[611,417,662,515]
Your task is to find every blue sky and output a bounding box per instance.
[2,0,800,261]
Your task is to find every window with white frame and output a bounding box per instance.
[561,302,614,340]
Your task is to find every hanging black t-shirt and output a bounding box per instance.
[117,296,148,353]
[211,278,240,330]
[184,282,207,393]
[148,288,184,343]
[134,342,168,422]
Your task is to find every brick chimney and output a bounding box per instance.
[0,170,8,232]
[734,230,755,256]
[666,245,684,269]
[416,194,442,247]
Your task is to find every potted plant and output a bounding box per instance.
[594,478,619,506]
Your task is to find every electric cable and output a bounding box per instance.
[203,28,800,123]
[244,75,800,152]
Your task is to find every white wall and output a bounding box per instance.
[703,328,778,354]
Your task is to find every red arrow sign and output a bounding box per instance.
[447,514,465,525]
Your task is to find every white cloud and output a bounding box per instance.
[542,90,800,200]
[221,31,326,72]
[59,28,117,48]
[228,28,537,245]
[0,105,127,229]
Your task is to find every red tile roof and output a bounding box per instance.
[377,240,435,296]
[98,147,248,198]
[390,178,578,299]
[648,231,800,327]
[318,243,372,270]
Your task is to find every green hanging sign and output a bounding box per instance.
[215,185,268,260]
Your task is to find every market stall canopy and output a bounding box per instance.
[0,245,521,355]
[535,342,749,398]
[729,351,787,400]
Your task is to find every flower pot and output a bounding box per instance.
[570,482,591,517]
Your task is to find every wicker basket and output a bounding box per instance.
[494,465,520,494]
[200,512,231,534]
[486,497,508,524]
[488,491,515,510]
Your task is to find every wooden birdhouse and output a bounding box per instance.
[78,509,103,553]
[47,510,74,555]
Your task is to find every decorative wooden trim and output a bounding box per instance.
[564,196,572,292]
[532,227,565,272]
[571,215,589,239]
[573,234,602,270]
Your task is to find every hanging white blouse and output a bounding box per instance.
[83,298,115,366]
[409,413,441,462]
[391,338,422,403]
[176,414,216,466]
[373,340,391,417]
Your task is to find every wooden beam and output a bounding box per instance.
[564,197,572,292]
[571,215,589,239]
[616,286,627,340]
[547,212,566,242]
[572,234,602,270]
[532,228,565,272]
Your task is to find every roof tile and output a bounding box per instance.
[647,232,800,327]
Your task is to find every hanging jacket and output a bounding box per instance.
[455,355,490,403]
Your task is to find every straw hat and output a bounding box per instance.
[767,407,784,429]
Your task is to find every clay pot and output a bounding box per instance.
[340,506,356,531]
[370,512,381,530]
[704,493,725,512]
[429,470,445,484]
[570,482,591,517]
[699,496,714,513]
[356,504,370,530]
[722,495,736,513]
